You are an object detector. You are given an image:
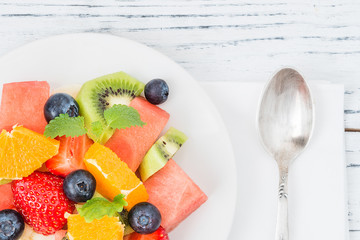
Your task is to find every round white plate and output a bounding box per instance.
[0,33,237,239]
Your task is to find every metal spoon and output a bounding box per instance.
[257,68,314,240]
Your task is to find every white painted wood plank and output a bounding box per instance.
[346,133,360,234]
[345,86,360,130]
[0,0,360,86]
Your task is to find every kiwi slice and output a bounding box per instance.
[76,72,145,144]
[118,209,134,235]
[139,127,188,181]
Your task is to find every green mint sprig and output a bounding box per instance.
[77,194,128,223]
[105,104,146,129]
[90,104,146,142]
[44,114,87,138]
[44,105,145,141]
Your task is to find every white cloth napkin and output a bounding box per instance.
[201,82,348,240]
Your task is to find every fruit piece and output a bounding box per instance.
[46,135,93,177]
[0,126,60,179]
[67,214,124,240]
[44,93,80,123]
[105,97,170,172]
[52,84,82,99]
[127,226,169,240]
[0,210,24,240]
[144,79,169,105]
[139,127,187,181]
[144,159,207,232]
[76,72,145,144]
[0,179,12,185]
[12,172,75,235]
[63,170,96,203]
[0,209,25,240]
[84,143,148,210]
[20,223,59,240]
[119,209,135,235]
[0,81,50,134]
[0,184,14,211]
[128,202,161,234]
[55,230,67,240]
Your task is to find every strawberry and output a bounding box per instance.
[12,171,75,235]
[130,226,169,240]
[46,135,93,177]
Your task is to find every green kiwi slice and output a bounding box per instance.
[76,72,145,144]
[118,209,134,235]
[139,127,188,181]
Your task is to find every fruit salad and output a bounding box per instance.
[0,72,207,240]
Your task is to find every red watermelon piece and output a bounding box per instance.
[0,183,15,210]
[144,159,208,232]
[105,97,170,172]
[0,81,50,133]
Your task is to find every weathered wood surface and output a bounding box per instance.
[1,0,360,84]
[1,0,360,238]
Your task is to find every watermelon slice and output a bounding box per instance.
[144,159,208,232]
[0,81,50,133]
[0,183,15,210]
[105,97,169,172]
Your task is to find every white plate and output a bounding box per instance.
[0,33,237,239]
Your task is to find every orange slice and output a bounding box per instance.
[0,126,59,179]
[84,143,148,210]
[67,214,124,240]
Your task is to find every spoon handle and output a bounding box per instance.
[275,171,289,240]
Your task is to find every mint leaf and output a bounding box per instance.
[113,194,128,208]
[44,114,87,138]
[77,194,128,223]
[104,104,145,130]
[90,121,104,141]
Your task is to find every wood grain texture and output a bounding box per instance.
[0,0,360,85]
[1,0,360,238]
[345,86,360,130]
[347,132,360,234]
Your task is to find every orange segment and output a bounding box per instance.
[67,214,124,240]
[0,126,59,179]
[84,143,148,210]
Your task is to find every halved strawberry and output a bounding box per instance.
[12,171,75,235]
[46,135,93,177]
[128,226,169,240]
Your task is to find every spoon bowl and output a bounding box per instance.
[257,68,314,240]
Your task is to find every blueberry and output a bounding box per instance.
[63,170,96,203]
[0,209,25,240]
[144,79,169,105]
[128,202,161,234]
[44,93,80,123]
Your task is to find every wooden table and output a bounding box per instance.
[1,0,360,238]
